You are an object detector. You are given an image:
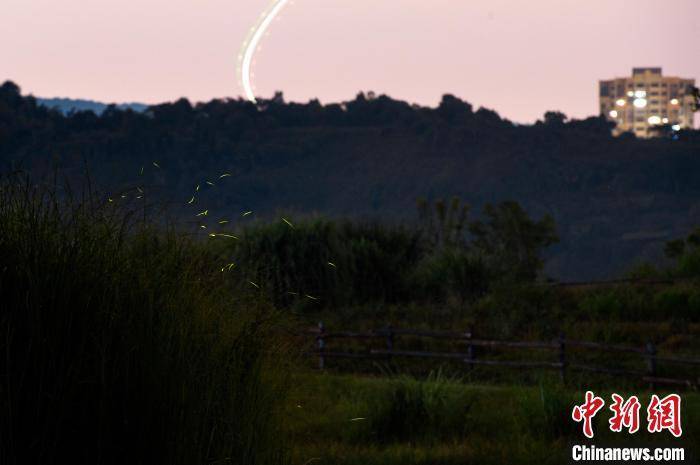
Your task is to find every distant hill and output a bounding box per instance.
[3,80,700,281]
[37,97,148,115]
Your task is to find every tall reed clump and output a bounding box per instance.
[0,176,291,465]
[230,218,425,308]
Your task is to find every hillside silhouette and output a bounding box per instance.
[2,80,700,280]
[37,97,148,115]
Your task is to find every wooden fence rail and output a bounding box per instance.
[308,322,700,390]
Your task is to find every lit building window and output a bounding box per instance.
[599,68,695,138]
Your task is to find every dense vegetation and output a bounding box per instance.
[226,198,556,310]
[0,176,291,465]
[3,80,700,280]
[288,373,700,465]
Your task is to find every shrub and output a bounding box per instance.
[578,291,624,319]
[624,262,661,280]
[677,252,700,277]
[368,371,471,442]
[410,248,490,303]
[653,289,691,319]
[689,291,700,315]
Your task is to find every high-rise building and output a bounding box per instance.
[599,68,695,138]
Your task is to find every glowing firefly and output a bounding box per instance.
[239,0,291,102]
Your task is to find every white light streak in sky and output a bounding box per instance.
[238,0,291,103]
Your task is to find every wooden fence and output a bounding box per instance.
[309,322,700,389]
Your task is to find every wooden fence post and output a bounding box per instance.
[558,332,566,383]
[465,328,474,370]
[318,321,325,370]
[385,325,394,362]
[646,341,657,390]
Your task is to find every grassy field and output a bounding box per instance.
[287,372,699,465]
[2,173,699,464]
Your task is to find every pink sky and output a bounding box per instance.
[2,0,699,124]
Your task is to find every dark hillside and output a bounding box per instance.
[2,81,700,280]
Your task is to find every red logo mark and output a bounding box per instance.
[572,390,606,438]
[609,394,641,434]
[647,394,682,437]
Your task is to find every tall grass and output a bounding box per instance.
[229,218,425,308]
[0,176,291,465]
[290,373,700,465]
[368,371,471,442]
[227,218,498,310]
